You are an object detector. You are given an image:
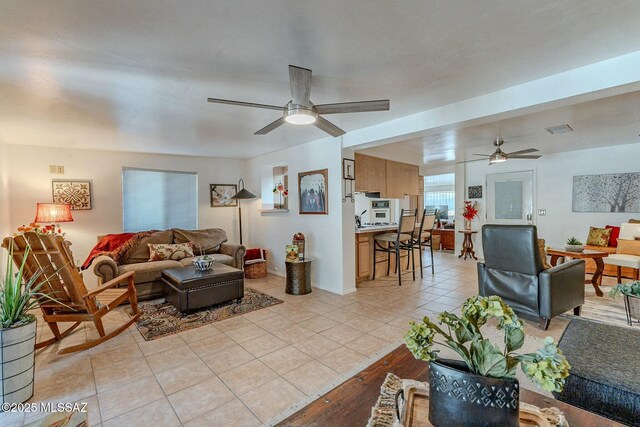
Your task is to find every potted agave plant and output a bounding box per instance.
[564,236,585,253]
[404,295,571,427]
[609,281,640,326]
[1,242,62,405]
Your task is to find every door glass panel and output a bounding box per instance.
[495,181,523,219]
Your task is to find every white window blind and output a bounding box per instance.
[122,168,198,232]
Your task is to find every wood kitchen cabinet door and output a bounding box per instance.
[356,237,372,280]
[355,153,386,195]
[386,160,419,198]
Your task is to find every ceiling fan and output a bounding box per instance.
[207,65,390,137]
[458,138,541,164]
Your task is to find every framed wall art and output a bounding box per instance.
[572,172,640,212]
[52,180,92,210]
[210,184,238,207]
[468,185,483,199]
[342,158,355,180]
[299,169,328,214]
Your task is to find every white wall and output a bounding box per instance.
[0,138,10,240]
[5,144,246,285]
[245,138,355,294]
[0,138,10,275]
[462,142,640,258]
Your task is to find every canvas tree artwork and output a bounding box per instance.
[572,172,640,213]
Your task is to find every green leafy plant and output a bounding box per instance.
[404,295,571,393]
[565,237,583,245]
[1,242,66,329]
[609,281,640,298]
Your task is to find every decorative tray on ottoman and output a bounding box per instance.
[393,381,568,427]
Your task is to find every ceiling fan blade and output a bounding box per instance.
[456,158,488,164]
[314,99,390,114]
[472,154,491,157]
[207,98,286,111]
[508,155,541,159]
[254,117,286,135]
[505,148,538,156]
[314,116,345,137]
[289,65,312,106]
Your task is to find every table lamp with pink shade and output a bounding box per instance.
[33,203,74,233]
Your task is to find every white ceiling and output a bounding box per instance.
[359,90,640,168]
[3,1,640,158]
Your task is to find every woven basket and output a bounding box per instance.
[245,250,268,279]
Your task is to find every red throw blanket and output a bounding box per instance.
[245,248,266,265]
[81,231,156,270]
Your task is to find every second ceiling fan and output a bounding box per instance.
[207,65,390,137]
[458,138,541,165]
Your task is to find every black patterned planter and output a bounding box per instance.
[429,359,519,427]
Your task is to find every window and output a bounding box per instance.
[424,173,455,218]
[122,168,198,232]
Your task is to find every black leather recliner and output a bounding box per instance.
[477,224,585,330]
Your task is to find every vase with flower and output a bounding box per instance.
[461,200,479,230]
[404,295,571,426]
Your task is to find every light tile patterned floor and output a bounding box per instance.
[1,251,620,427]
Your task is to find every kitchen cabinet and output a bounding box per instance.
[386,160,419,198]
[354,153,387,194]
[355,228,414,283]
[354,153,419,198]
[356,234,372,281]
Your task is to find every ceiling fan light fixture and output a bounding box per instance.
[489,151,508,164]
[284,107,317,125]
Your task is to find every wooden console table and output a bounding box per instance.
[546,249,609,297]
[458,230,478,260]
[277,345,621,426]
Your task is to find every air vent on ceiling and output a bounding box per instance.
[545,124,573,134]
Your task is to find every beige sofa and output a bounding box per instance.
[92,228,245,300]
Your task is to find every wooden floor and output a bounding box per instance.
[278,345,624,427]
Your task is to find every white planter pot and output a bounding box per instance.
[564,245,585,253]
[1,319,36,406]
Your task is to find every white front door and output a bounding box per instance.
[486,170,534,225]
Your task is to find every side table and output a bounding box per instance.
[285,259,312,295]
[458,230,478,260]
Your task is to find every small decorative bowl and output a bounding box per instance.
[193,257,214,271]
[565,244,585,253]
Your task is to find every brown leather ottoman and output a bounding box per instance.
[161,264,244,313]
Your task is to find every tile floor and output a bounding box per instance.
[2,251,613,427]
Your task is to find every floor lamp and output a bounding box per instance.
[231,179,256,245]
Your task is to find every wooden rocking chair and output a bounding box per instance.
[2,232,140,355]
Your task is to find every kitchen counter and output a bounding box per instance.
[355,225,398,234]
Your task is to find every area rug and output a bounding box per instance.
[128,287,283,340]
[578,285,634,327]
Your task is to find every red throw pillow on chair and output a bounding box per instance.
[605,225,621,247]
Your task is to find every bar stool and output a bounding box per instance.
[373,209,417,286]
[410,209,437,277]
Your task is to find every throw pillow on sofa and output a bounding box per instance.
[148,242,194,261]
[586,226,612,247]
[125,230,174,263]
[605,225,621,247]
[616,239,640,256]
